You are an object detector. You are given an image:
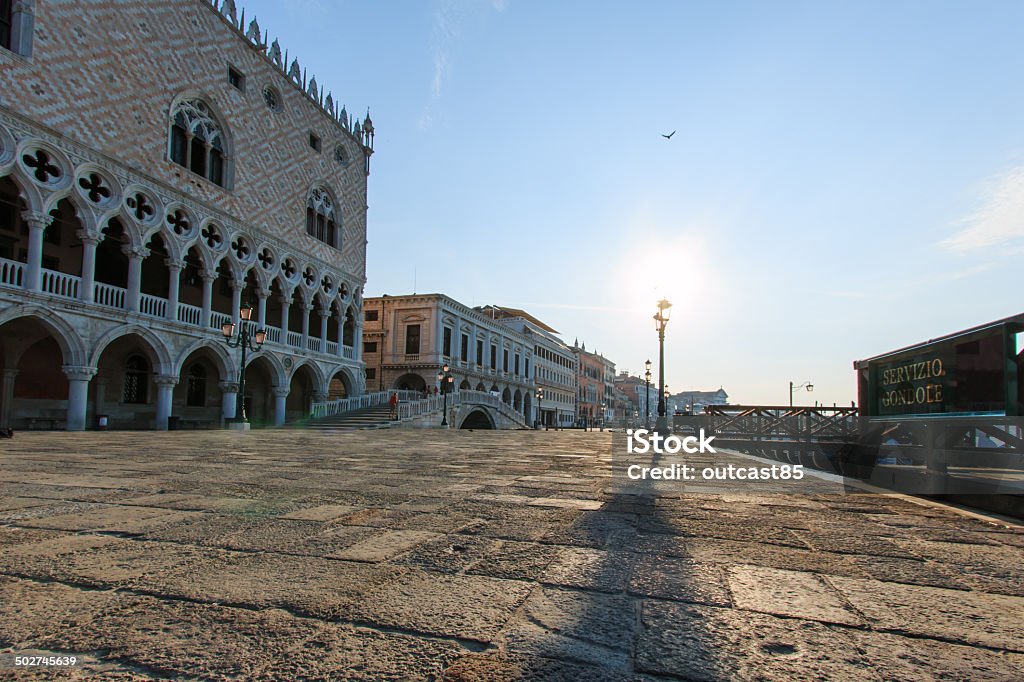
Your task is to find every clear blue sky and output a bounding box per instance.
[245,0,1024,406]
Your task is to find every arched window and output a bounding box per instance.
[0,1,12,50]
[186,364,207,407]
[169,98,228,187]
[305,187,338,248]
[123,355,150,404]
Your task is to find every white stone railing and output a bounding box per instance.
[94,282,126,309]
[41,268,80,299]
[311,389,422,418]
[0,257,25,287]
[177,302,202,325]
[263,325,282,344]
[0,257,358,363]
[210,311,232,331]
[140,293,166,318]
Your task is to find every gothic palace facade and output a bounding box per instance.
[0,0,372,430]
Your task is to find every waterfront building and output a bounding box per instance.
[573,342,614,426]
[672,388,730,413]
[362,295,535,417]
[479,305,576,427]
[0,0,370,430]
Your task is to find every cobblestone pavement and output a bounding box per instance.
[0,430,1022,681]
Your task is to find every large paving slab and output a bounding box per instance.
[0,429,1021,680]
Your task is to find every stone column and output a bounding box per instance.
[257,288,269,327]
[230,279,243,328]
[153,375,178,431]
[21,211,52,292]
[78,231,101,303]
[300,303,313,348]
[335,314,344,355]
[273,386,289,426]
[219,381,239,423]
[319,306,329,349]
[62,365,97,432]
[0,368,19,429]
[165,260,183,322]
[279,295,291,340]
[200,269,216,329]
[123,245,148,312]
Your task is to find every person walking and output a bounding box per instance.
[388,392,399,420]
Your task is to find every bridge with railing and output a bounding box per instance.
[311,389,530,430]
[675,405,1023,513]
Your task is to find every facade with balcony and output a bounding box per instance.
[574,342,615,427]
[0,0,371,430]
[362,294,536,419]
[479,305,577,427]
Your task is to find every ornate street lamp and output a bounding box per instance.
[535,386,544,429]
[437,363,454,426]
[789,380,814,407]
[221,303,267,424]
[644,359,652,430]
[654,299,671,433]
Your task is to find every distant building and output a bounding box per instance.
[362,294,535,418]
[479,306,576,427]
[613,372,653,425]
[672,388,730,413]
[574,341,614,426]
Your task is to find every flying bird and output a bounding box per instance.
[662,131,676,140]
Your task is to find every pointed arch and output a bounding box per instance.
[0,305,88,366]
[88,324,174,375]
[168,93,233,188]
[172,338,235,381]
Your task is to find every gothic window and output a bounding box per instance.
[0,1,10,50]
[186,365,207,407]
[123,355,149,404]
[334,144,348,167]
[169,98,229,188]
[305,187,338,248]
[262,86,281,112]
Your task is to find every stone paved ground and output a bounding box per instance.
[0,430,1022,681]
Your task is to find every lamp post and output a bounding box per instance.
[644,359,652,430]
[535,386,544,429]
[789,380,814,407]
[221,302,267,425]
[438,363,454,426]
[654,299,671,433]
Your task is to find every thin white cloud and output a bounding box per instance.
[418,0,506,130]
[941,165,1024,252]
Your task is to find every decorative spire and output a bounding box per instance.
[221,0,237,25]
[307,76,318,99]
[246,17,262,45]
[288,58,301,84]
[269,39,282,67]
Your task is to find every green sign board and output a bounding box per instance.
[868,328,1007,417]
